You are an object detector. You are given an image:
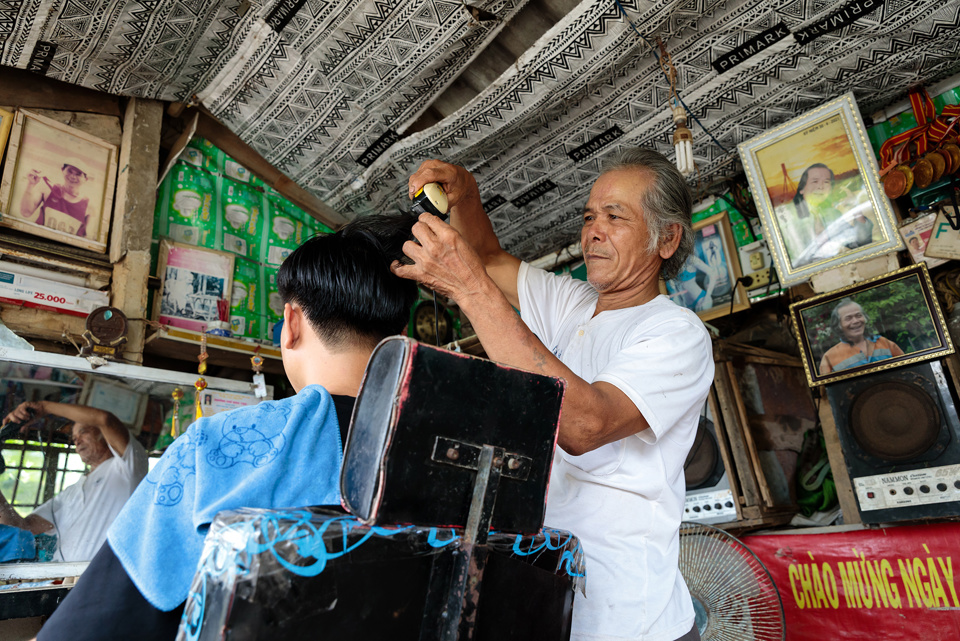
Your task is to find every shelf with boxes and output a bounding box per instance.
[148,136,334,357]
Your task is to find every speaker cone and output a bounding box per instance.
[850,381,941,461]
[685,417,724,490]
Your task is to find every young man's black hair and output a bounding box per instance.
[278,213,419,348]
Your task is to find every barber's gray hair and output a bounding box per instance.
[830,298,869,334]
[601,148,693,280]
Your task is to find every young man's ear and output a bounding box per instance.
[281,302,300,350]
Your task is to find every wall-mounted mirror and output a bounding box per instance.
[0,348,268,601]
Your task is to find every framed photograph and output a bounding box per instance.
[663,212,750,321]
[0,108,13,164]
[899,212,947,268]
[921,204,960,261]
[738,93,902,286]
[0,109,118,253]
[80,377,148,435]
[154,240,234,333]
[790,264,952,386]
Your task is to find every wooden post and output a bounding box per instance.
[712,362,762,507]
[724,361,776,507]
[110,98,163,364]
[817,391,862,525]
[707,389,744,522]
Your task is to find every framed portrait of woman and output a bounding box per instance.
[790,264,952,386]
[738,93,902,287]
[662,212,750,322]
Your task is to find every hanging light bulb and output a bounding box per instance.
[672,105,694,176]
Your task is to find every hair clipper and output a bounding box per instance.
[410,183,449,220]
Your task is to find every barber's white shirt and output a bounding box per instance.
[32,435,148,562]
[518,262,714,641]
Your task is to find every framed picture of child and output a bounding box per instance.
[0,110,118,253]
[663,212,750,321]
[738,93,902,286]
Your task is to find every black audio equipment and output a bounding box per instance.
[826,360,960,524]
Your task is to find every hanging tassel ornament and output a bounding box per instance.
[195,333,209,421]
[170,387,184,439]
[672,105,694,176]
[251,347,267,399]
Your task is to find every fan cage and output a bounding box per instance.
[679,522,785,641]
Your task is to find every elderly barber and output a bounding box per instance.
[819,298,904,375]
[392,148,714,641]
[0,401,148,561]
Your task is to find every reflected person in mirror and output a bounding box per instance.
[0,401,148,562]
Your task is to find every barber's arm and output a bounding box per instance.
[392,213,650,456]
[3,400,130,456]
[0,492,53,534]
[408,160,523,309]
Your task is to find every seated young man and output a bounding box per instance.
[36,213,418,641]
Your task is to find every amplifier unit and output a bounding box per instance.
[683,404,737,525]
[826,360,960,524]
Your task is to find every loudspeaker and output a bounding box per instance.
[826,360,960,524]
[683,402,737,524]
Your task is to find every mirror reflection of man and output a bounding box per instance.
[19,158,93,237]
[0,401,148,562]
[819,298,904,375]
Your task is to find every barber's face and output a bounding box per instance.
[837,303,866,342]
[581,169,658,293]
[72,423,110,466]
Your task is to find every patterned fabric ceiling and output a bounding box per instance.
[3,0,960,259]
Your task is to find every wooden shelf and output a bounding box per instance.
[144,326,285,375]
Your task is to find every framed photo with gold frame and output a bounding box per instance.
[0,108,13,165]
[738,93,902,286]
[0,109,118,253]
[662,212,750,321]
[789,264,952,386]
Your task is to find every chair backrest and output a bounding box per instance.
[341,336,565,534]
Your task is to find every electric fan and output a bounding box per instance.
[679,522,785,641]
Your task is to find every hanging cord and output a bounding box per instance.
[433,289,441,346]
[613,0,730,155]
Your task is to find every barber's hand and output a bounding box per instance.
[391,213,490,301]
[2,401,46,431]
[408,160,483,214]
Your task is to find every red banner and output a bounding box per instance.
[742,523,960,640]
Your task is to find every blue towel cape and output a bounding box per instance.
[107,384,343,611]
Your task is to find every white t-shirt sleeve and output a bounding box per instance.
[111,432,149,484]
[595,314,713,443]
[517,261,595,348]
